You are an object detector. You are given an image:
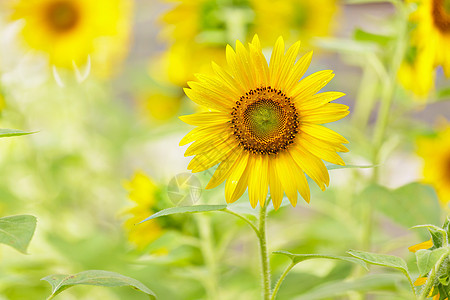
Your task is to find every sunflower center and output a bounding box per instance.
[231,87,298,155]
[46,1,79,32]
[432,0,450,33]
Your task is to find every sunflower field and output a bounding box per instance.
[0,0,449,299]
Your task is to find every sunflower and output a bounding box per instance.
[399,0,450,95]
[9,0,132,77]
[417,123,450,207]
[180,35,349,209]
[123,172,163,250]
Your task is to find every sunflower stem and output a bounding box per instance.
[259,201,272,300]
[418,250,449,300]
[270,261,295,300]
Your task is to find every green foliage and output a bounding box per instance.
[412,224,448,248]
[274,251,368,270]
[0,215,37,254]
[415,248,449,276]
[361,183,441,229]
[347,250,410,278]
[293,274,404,300]
[0,129,35,138]
[354,28,391,46]
[41,270,156,300]
[140,205,228,223]
[326,164,377,171]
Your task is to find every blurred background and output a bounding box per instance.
[0,0,449,299]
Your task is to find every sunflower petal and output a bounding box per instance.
[225,152,249,203]
[274,152,298,206]
[300,103,350,124]
[179,111,231,126]
[284,51,313,94]
[269,36,285,88]
[289,146,329,190]
[296,92,345,111]
[248,155,269,208]
[268,159,284,210]
[301,123,349,144]
[206,148,243,189]
[291,70,334,100]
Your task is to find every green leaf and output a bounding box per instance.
[416,248,449,276]
[0,215,37,254]
[0,129,36,138]
[139,205,227,223]
[347,250,409,276]
[293,274,403,300]
[354,28,391,46]
[326,164,377,171]
[362,183,441,230]
[439,274,450,286]
[412,224,448,247]
[274,251,368,270]
[41,270,156,299]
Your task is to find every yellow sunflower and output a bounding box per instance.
[399,0,450,95]
[180,35,349,209]
[9,0,132,77]
[123,172,163,250]
[417,123,450,207]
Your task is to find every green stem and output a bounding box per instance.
[196,214,220,300]
[259,201,271,300]
[418,251,449,300]
[270,261,295,300]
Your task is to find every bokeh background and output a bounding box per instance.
[0,0,449,299]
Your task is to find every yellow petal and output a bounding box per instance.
[268,159,284,210]
[236,40,257,89]
[414,277,427,286]
[179,111,231,126]
[228,163,251,204]
[193,73,241,104]
[274,151,298,206]
[211,61,246,95]
[185,130,232,156]
[284,51,313,94]
[226,44,251,89]
[186,81,233,111]
[269,36,285,88]
[296,92,346,111]
[187,141,237,173]
[248,155,269,208]
[296,133,345,165]
[179,123,229,146]
[300,103,350,124]
[290,70,334,100]
[289,146,329,191]
[206,147,243,189]
[301,123,349,144]
[225,152,250,203]
[249,43,269,87]
[408,239,433,253]
[276,41,301,88]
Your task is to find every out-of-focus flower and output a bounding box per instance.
[9,0,133,78]
[158,0,339,86]
[123,172,163,250]
[252,0,338,46]
[180,35,349,209]
[398,46,435,97]
[417,123,450,207]
[138,90,183,122]
[399,0,450,96]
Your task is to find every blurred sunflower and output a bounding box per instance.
[158,0,338,86]
[9,0,132,77]
[123,172,163,250]
[399,0,450,96]
[417,123,450,207]
[180,35,349,209]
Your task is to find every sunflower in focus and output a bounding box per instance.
[417,123,450,207]
[180,35,349,209]
[399,0,450,96]
[123,172,163,250]
[9,0,132,77]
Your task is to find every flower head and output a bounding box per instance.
[123,172,163,250]
[9,0,132,77]
[399,0,450,96]
[417,123,450,207]
[180,35,349,209]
